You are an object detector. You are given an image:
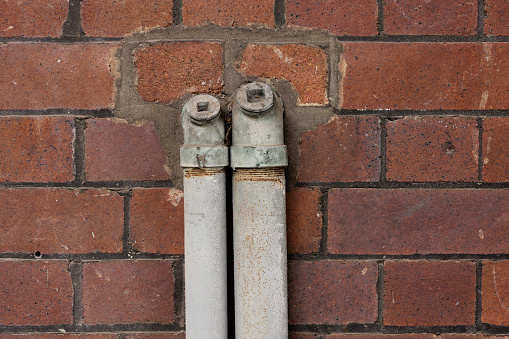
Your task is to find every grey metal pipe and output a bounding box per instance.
[231,82,288,338]
[180,95,228,339]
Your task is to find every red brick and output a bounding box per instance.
[290,334,319,339]
[0,188,123,254]
[330,336,436,339]
[347,336,509,339]
[182,0,273,27]
[239,44,328,105]
[288,260,378,325]
[287,187,322,254]
[131,188,184,254]
[384,0,476,35]
[0,335,116,338]
[342,43,509,110]
[0,117,73,183]
[441,336,509,339]
[82,0,172,37]
[85,119,170,182]
[136,42,223,103]
[0,43,118,110]
[482,261,509,325]
[386,116,479,182]
[82,260,175,324]
[0,0,68,37]
[286,0,377,36]
[384,261,476,326]
[0,261,72,325]
[485,0,509,35]
[482,117,509,182]
[125,334,184,339]
[298,116,380,182]
[329,188,509,255]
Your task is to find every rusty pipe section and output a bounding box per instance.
[232,82,288,338]
[180,95,228,339]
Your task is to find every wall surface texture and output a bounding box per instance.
[1,0,509,338]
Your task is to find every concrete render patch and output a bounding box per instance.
[111,26,337,188]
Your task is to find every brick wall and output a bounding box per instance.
[2,0,509,337]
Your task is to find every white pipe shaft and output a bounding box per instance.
[184,168,228,339]
[233,168,288,339]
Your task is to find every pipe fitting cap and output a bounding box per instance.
[183,94,221,125]
[236,82,274,114]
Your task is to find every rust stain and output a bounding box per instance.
[233,168,285,185]
[184,168,225,177]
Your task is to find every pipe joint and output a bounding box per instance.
[231,82,288,169]
[180,94,228,168]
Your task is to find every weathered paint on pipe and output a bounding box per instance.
[184,168,228,338]
[233,168,288,339]
[181,94,228,168]
[181,94,228,339]
[232,83,288,339]
[231,82,287,169]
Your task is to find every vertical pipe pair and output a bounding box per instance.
[181,83,288,339]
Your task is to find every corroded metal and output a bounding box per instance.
[232,83,288,339]
[231,82,287,169]
[180,94,228,168]
[236,81,274,113]
[184,94,221,124]
[181,95,228,339]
